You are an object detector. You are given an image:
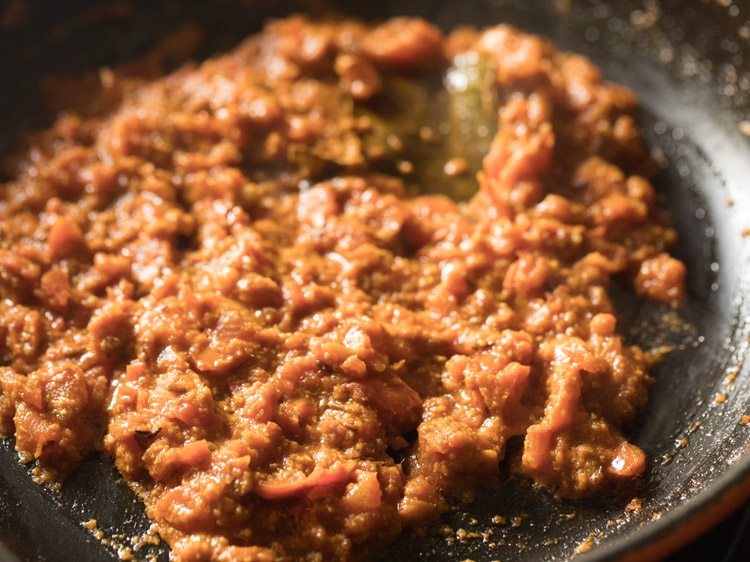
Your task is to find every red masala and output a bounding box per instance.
[0,15,685,562]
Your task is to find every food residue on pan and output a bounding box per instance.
[574,533,596,554]
[492,515,508,526]
[0,14,688,562]
[625,497,644,513]
[82,518,161,562]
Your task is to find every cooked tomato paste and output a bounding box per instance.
[0,16,686,562]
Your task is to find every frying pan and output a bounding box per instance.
[1,0,750,560]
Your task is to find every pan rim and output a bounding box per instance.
[581,448,750,561]
[1,2,750,560]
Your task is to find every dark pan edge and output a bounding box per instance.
[584,451,750,562]
[1,2,750,561]
[584,284,750,562]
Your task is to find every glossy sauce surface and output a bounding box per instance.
[0,16,685,562]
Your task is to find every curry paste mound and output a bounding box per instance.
[0,16,686,562]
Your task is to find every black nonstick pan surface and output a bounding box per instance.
[1,1,750,560]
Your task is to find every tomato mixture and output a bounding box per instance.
[0,16,686,562]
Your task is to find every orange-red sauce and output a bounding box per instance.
[0,16,685,562]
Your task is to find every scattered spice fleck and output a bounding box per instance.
[715,392,727,404]
[385,133,403,151]
[397,159,414,174]
[625,498,643,513]
[630,1,661,30]
[739,120,750,137]
[742,415,750,424]
[456,528,482,541]
[418,125,439,143]
[492,515,508,525]
[355,115,373,131]
[82,518,105,540]
[443,157,469,177]
[576,534,595,554]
